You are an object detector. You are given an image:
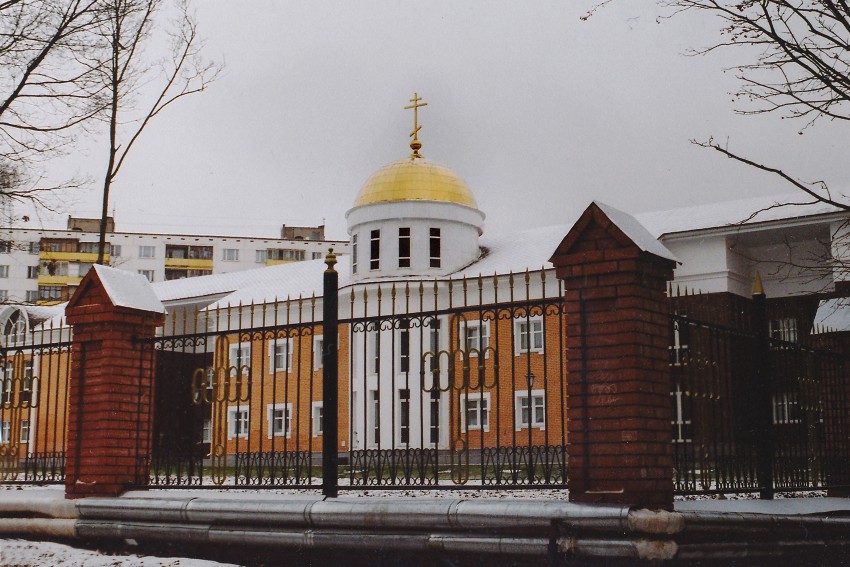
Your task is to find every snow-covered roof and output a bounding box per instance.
[635,194,845,239]
[201,223,574,310]
[812,298,850,334]
[93,265,165,314]
[595,201,678,262]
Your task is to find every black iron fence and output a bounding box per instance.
[0,318,71,484]
[669,288,850,496]
[144,270,569,490]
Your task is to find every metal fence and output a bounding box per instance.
[144,270,569,490]
[669,289,850,496]
[0,316,71,484]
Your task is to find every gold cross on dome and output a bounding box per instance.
[404,92,428,157]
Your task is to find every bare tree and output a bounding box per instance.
[664,1,850,209]
[0,0,103,218]
[92,0,220,264]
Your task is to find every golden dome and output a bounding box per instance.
[354,157,478,209]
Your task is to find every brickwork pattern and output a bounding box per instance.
[64,276,164,499]
[551,204,675,510]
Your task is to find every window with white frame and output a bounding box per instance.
[138,269,154,282]
[202,419,211,443]
[769,318,798,344]
[269,339,293,373]
[312,252,322,260]
[110,244,122,257]
[26,266,38,279]
[0,291,7,301]
[398,322,410,373]
[314,336,324,370]
[772,392,801,424]
[312,402,323,436]
[25,291,37,302]
[267,403,292,438]
[229,343,251,374]
[429,390,441,444]
[670,317,689,366]
[0,266,8,278]
[515,389,545,430]
[139,245,156,258]
[20,420,30,443]
[461,392,490,431]
[222,248,239,262]
[369,389,380,446]
[28,242,40,254]
[228,407,249,438]
[671,384,692,443]
[429,227,441,268]
[370,229,380,270]
[398,227,411,268]
[255,249,267,263]
[351,233,358,274]
[371,329,380,375]
[462,320,490,356]
[398,388,410,444]
[515,317,544,354]
[1,375,11,405]
[0,421,9,443]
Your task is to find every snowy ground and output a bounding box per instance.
[0,539,241,567]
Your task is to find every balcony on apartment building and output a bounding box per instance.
[164,245,214,280]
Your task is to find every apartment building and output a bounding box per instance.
[0,217,348,305]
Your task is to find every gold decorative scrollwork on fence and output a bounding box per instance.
[0,351,39,482]
[420,343,499,486]
[189,336,252,486]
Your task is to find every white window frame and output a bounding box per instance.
[462,320,490,357]
[515,389,546,431]
[515,317,544,355]
[139,245,156,259]
[227,407,249,439]
[772,392,801,425]
[20,419,30,443]
[671,384,692,443]
[351,233,358,274]
[228,342,252,374]
[314,335,324,370]
[268,338,293,373]
[25,290,38,302]
[266,403,292,438]
[461,392,490,432]
[0,420,9,443]
[111,244,122,257]
[255,249,267,263]
[26,266,38,279]
[222,248,239,262]
[0,266,8,278]
[398,324,410,374]
[369,389,380,447]
[312,401,323,437]
[397,388,411,445]
[138,269,155,282]
[0,290,7,301]
[202,419,212,443]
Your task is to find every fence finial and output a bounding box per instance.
[325,248,337,272]
[752,272,765,296]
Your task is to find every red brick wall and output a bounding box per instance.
[64,279,164,499]
[551,203,675,510]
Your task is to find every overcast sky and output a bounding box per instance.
[24,1,850,240]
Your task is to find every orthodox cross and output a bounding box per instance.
[404,92,427,157]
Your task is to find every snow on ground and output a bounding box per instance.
[0,538,240,567]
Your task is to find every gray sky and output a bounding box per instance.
[27,1,850,240]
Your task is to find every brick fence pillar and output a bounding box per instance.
[64,265,165,499]
[550,202,677,510]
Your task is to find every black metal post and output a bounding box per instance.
[322,249,339,498]
[752,275,774,499]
